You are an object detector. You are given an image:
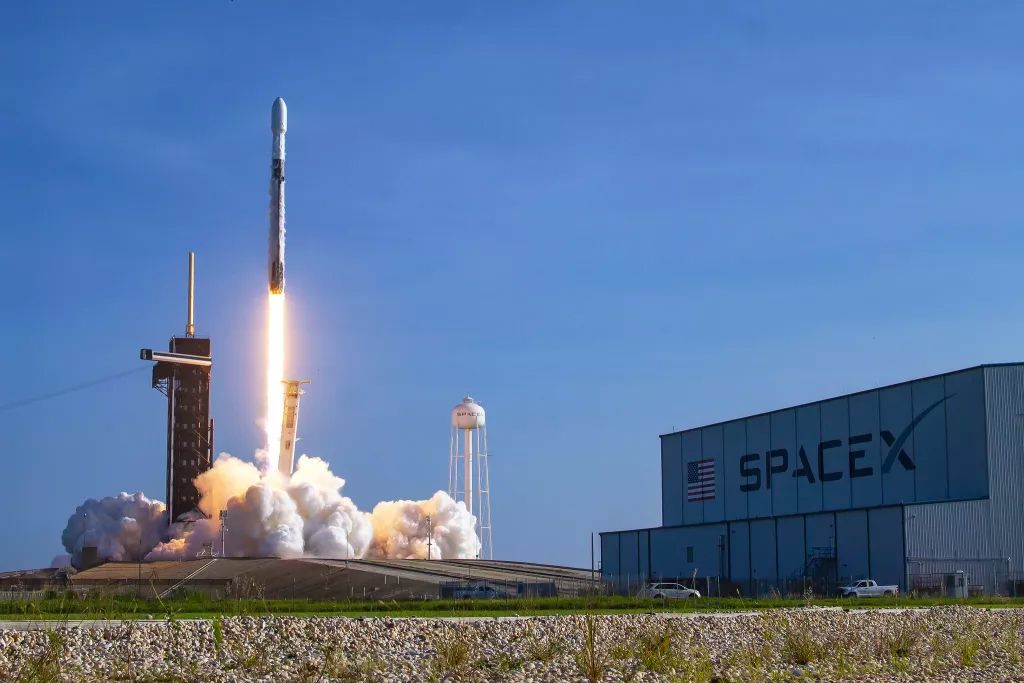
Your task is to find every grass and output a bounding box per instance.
[3,592,1024,620]
[573,615,608,683]
[608,622,715,682]
[954,634,982,667]
[11,630,68,682]
[428,627,473,680]
[633,625,675,673]
[315,648,382,682]
[780,621,822,665]
[524,627,561,663]
[881,620,919,660]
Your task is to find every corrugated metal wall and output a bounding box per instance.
[984,366,1024,576]
[729,522,750,585]
[610,363,1024,595]
[776,516,805,578]
[749,518,777,581]
[660,366,991,527]
[661,433,682,526]
[849,393,881,507]
[601,534,619,576]
[904,499,996,559]
[868,507,904,588]
[603,506,908,594]
[724,420,748,519]
[619,532,640,577]
[649,524,726,579]
[771,410,799,517]
[836,510,869,580]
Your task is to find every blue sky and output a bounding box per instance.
[3,3,1023,570]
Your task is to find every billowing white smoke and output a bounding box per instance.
[60,492,167,567]
[64,452,481,564]
[367,492,482,559]
[148,453,375,560]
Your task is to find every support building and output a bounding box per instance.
[600,364,1024,596]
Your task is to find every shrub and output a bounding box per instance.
[574,615,608,683]
[955,634,982,667]
[429,628,472,679]
[779,619,821,665]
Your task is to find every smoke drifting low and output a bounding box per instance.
[61,492,167,567]
[62,453,480,566]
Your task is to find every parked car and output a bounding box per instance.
[452,584,513,599]
[838,579,898,598]
[638,582,701,599]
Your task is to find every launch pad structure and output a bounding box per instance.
[140,252,214,523]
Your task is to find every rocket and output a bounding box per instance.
[268,97,287,294]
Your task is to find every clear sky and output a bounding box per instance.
[3,3,1023,571]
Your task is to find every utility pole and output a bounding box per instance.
[426,515,433,560]
[137,539,142,598]
[591,532,595,584]
[219,510,228,557]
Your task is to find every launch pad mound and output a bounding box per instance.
[67,558,596,600]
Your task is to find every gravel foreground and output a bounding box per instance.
[1,607,1022,681]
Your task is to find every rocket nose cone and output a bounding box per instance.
[271,98,287,134]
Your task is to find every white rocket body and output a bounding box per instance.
[269,97,287,294]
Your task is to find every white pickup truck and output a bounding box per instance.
[838,579,899,598]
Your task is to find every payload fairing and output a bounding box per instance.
[269,97,287,294]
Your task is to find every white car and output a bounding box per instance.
[639,582,701,599]
[838,579,899,598]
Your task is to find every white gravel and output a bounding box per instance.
[1,606,1022,681]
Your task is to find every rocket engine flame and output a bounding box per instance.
[265,293,286,467]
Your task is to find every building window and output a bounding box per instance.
[686,546,694,563]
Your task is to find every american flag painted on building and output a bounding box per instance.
[687,459,715,502]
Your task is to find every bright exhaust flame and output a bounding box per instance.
[265,293,286,466]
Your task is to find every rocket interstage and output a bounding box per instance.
[268,97,287,295]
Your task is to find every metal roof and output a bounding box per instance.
[660,362,1024,437]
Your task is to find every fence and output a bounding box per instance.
[603,573,727,597]
[607,567,1024,598]
[908,563,1024,597]
[604,574,893,598]
[0,590,48,602]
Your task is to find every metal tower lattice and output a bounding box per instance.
[448,397,493,560]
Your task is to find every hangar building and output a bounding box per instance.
[600,364,1024,596]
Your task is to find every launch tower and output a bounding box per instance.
[140,253,214,523]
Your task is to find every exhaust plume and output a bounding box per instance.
[88,451,483,563]
[60,492,167,567]
[367,491,482,559]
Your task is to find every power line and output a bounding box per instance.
[0,366,148,413]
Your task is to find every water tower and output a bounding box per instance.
[449,396,493,559]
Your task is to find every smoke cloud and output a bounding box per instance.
[366,491,482,560]
[63,452,480,565]
[60,492,167,567]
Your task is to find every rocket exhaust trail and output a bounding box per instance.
[266,293,285,466]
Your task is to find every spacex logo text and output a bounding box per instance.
[737,395,951,493]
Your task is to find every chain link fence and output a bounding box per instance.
[908,559,1024,597]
